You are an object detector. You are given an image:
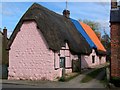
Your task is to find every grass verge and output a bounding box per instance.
[110,77,120,87]
[59,72,80,82]
[80,68,104,83]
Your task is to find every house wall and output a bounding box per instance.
[53,43,79,77]
[8,21,78,81]
[8,21,55,80]
[111,23,120,78]
[81,49,106,69]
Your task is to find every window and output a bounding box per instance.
[99,56,102,60]
[60,57,65,68]
[92,56,95,63]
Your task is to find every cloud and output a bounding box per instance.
[0,3,2,14]
[1,3,23,16]
[68,2,110,22]
[1,2,110,36]
[7,31,12,38]
[2,10,14,16]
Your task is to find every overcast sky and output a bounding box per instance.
[0,1,111,37]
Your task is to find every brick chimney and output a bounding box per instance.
[3,27,7,39]
[111,0,117,9]
[110,0,120,80]
[2,27,8,65]
[63,9,70,18]
[118,1,120,9]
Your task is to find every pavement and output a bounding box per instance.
[1,64,108,88]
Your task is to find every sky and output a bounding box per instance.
[0,1,112,37]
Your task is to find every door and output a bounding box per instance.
[60,57,65,68]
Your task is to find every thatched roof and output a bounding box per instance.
[70,19,97,49]
[7,3,92,55]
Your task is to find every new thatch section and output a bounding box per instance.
[7,3,92,55]
[79,22,106,56]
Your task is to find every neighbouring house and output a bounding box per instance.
[7,3,92,81]
[0,31,2,65]
[0,28,9,79]
[110,0,120,82]
[70,19,106,69]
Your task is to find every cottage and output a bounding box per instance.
[7,3,106,81]
[71,19,106,69]
[79,22,106,68]
[7,3,92,80]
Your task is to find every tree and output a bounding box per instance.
[78,19,101,39]
[101,34,111,50]
[101,32,111,62]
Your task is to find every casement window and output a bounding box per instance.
[60,57,65,68]
[92,55,95,63]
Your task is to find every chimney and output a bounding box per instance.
[3,27,7,38]
[2,27,8,67]
[111,0,117,9]
[118,1,120,9]
[63,9,70,18]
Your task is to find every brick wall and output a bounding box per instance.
[111,23,120,78]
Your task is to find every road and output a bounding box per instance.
[1,69,106,88]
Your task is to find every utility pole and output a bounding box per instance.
[66,0,68,10]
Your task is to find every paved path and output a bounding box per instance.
[79,69,106,88]
[1,64,107,88]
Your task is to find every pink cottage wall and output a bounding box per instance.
[8,21,78,81]
[59,43,78,73]
[81,49,106,69]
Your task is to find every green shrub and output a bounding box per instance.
[59,76,65,82]
[111,77,120,87]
